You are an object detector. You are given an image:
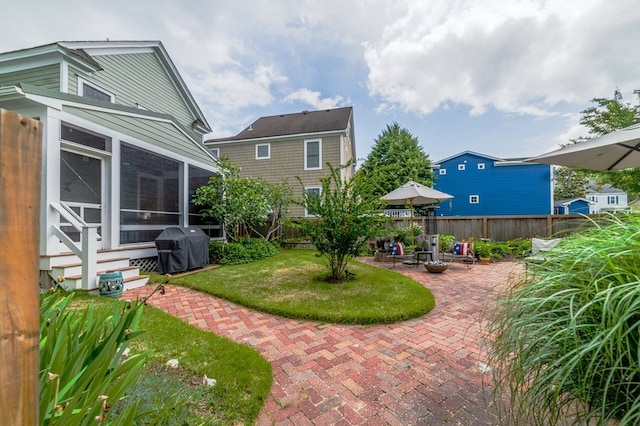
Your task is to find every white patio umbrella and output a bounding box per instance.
[381,180,453,246]
[526,123,640,171]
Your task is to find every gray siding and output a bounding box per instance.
[64,106,216,167]
[215,135,343,216]
[72,52,195,134]
[0,64,60,90]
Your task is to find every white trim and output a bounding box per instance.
[304,138,322,170]
[477,163,485,170]
[255,143,270,160]
[439,168,446,175]
[209,147,219,159]
[458,164,466,171]
[304,186,322,217]
[469,195,479,204]
[61,62,69,93]
[55,109,218,173]
[78,77,115,103]
[21,91,218,165]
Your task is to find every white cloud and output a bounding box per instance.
[283,89,349,110]
[364,0,640,118]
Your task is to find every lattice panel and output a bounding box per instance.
[131,257,157,274]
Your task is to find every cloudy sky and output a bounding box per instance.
[2,0,639,162]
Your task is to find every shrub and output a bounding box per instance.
[473,240,491,258]
[209,238,280,265]
[487,214,640,425]
[505,237,532,257]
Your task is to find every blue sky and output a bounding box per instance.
[2,0,639,163]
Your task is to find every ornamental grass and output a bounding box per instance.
[487,214,640,425]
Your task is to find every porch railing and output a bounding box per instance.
[384,209,412,218]
[50,201,100,290]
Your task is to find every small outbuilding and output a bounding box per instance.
[553,198,593,215]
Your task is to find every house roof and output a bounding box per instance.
[0,83,218,168]
[432,150,529,165]
[208,106,353,142]
[0,40,211,134]
[554,197,593,207]
[586,183,624,194]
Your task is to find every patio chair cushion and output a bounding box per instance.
[389,242,405,256]
[453,242,472,256]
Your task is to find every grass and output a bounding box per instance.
[71,293,272,425]
[152,249,436,325]
[487,213,640,425]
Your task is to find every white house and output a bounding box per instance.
[585,183,629,214]
[0,41,221,291]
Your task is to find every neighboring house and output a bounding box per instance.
[205,107,356,217]
[432,151,553,216]
[585,183,629,213]
[554,198,594,215]
[0,40,221,291]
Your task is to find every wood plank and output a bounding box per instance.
[0,109,42,425]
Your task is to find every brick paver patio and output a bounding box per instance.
[124,258,523,425]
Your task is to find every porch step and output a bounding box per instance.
[50,257,130,279]
[44,249,152,292]
[58,267,149,292]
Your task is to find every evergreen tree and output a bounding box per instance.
[356,122,433,197]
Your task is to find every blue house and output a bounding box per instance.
[432,151,552,216]
[554,198,593,215]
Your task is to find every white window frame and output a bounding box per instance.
[477,163,485,170]
[607,195,619,205]
[209,148,219,159]
[78,77,115,102]
[304,186,322,217]
[469,195,479,204]
[256,143,270,160]
[304,139,322,170]
[439,168,446,175]
[458,164,466,171]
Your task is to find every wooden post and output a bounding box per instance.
[0,109,42,425]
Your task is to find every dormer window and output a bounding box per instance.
[78,78,114,103]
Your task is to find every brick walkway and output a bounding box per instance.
[124,259,523,425]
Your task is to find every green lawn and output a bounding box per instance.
[65,249,434,423]
[154,249,436,324]
[72,294,272,425]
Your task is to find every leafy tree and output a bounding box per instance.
[291,162,387,282]
[553,166,591,200]
[192,157,293,241]
[580,89,640,135]
[355,122,434,197]
[576,89,640,197]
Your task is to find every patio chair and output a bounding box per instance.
[383,242,408,268]
[524,237,562,268]
[441,241,476,268]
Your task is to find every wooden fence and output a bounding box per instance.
[398,214,598,241]
[256,214,605,243]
